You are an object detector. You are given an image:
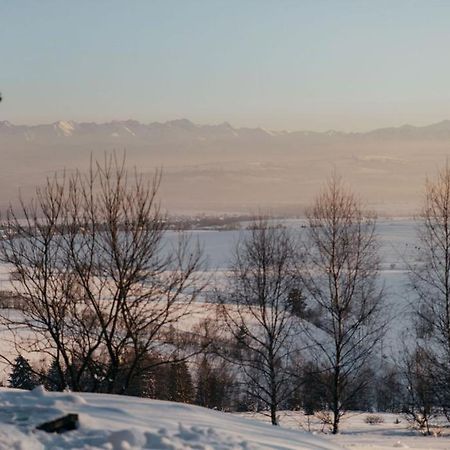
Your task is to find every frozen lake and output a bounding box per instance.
[163,218,420,351]
[0,219,421,355]
[164,219,419,271]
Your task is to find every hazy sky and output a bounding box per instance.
[3,0,450,131]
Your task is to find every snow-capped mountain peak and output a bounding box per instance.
[54,120,76,136]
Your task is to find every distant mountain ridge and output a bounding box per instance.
[2,118,450,142]
[0,119,281,142]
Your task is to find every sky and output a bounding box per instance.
[3,0,450,131]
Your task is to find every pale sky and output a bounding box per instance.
[3,0,450,131]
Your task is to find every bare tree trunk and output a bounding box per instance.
[269,348,278,426]
[331,363,340,434]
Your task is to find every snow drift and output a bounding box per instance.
[0,386,340,449]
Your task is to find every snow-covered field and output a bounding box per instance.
[0,387,449,449]
[0,387,339,450]
[239,410,450,450]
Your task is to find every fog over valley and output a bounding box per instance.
[1,118,449,215]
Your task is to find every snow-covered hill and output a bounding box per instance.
[2,387,450,449]
[0,387,339,450]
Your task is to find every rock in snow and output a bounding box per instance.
[0,387,340,449]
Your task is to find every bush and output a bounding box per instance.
[365,415,385,425]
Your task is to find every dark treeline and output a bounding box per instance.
[3,155,450,435]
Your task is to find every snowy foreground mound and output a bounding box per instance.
[0,387,339,450]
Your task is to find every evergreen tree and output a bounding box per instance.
[167,361,194,403]
[45,359,65,391]
[9,355,38,390]
[122,353,171,400]
[288,363,325,414]
[195,357,233,410]
[195,357,212,407]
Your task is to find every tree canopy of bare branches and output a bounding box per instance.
[0,155,204,394]
[300,176,385,434]
[409,164,450,416]
[218,219,302,425]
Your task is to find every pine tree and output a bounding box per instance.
[45,359,65,391]
[167,361,194,403]
[195,357,213,407]
[9,355,38,390]
[195,357,233,410]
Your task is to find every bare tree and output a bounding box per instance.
[300,176,385,434]
[409,164,450,416]
[402,347,437,435]
[0,155,205,393]
[218,219,302,425]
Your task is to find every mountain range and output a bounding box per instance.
[3,118,450,141]
[1,118,450,214]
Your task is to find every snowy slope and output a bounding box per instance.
[241,410,450,450]
[0,386,340,450]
